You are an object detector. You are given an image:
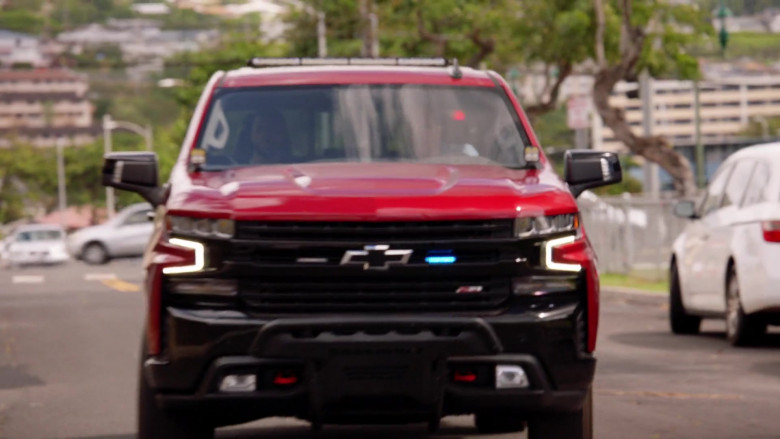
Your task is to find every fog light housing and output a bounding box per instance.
[219,374,256,393]
[495,365,529,389]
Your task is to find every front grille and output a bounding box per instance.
[229,245,500,266]
[235,219,514,242]
[240,276,510,313]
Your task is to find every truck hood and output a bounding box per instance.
[167,163,577,221]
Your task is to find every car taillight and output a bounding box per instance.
[762,221,780,242]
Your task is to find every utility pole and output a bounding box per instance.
[103,114,115,219]
[694,80,705,188]
[369,11,379,58]
[640,70,660,198]
[144,124,153,151]
[359,0,378,58]
[317,11,327,58]
[56,137,67,230]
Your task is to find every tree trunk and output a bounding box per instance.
[592,68,697,196]
[592,0,698,197]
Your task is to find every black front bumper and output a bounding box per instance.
[146,307,594,426]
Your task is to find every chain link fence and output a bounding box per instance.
[578,192,689,281]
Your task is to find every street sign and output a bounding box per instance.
[567,95,591,130]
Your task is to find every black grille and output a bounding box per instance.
[229,245,500,266]
[240,276,510,313]
[235,219,514,242]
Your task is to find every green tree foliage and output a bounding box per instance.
[159,7,219,30]
[740,115,780,139]
[284,0,519,67]
[698,0,780,16]
[0,9,44,34]
[0,140,108,223]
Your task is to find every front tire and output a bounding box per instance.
[726,268,766,347]
[528,387,592,439]
[138,357,214,439]
[82,242,109,265]
[669,261,701,335]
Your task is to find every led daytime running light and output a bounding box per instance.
[544,235,582,272]
[163,238,205,274]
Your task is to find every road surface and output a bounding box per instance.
[0,259,778,439]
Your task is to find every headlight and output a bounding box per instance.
[162,238,206,274]
[514,213,579,238]
[168,215,234,239]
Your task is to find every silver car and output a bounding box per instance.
[2,224,70,267]
[68,203,154,265]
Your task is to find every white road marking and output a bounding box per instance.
[84,273,117,281]
[12,275,44,284]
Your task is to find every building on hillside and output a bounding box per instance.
[222,0,292,40]
[131,3,172,15]
[57,20,218,66]
[0,29,48,68]
[594,75,780,152]
[0,69,98,147]
[169,0,292,40]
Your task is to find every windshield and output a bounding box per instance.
[16,230,63,242]
[195,85,530,169]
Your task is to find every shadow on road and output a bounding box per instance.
[609,330,729,351]
[610,329,780,351]
[68,423,480,439]
[69,436,134,439]
[0,364,44,390]
[219,423,477,439]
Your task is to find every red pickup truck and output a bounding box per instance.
[103,57,621,439]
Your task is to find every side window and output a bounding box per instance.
[123,211,151,226]
[721,160,755,208]
[742,162,770,206]
[700,163,733,217]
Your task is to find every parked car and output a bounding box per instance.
[68,203,154,265]
[671,142,780,346]
[2,224,69,267]
[102,57,621,439]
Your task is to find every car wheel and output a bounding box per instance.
[138,347,214,439]
[82,242,109,265]
[669,261,701,335]
[475,412,526,434]
[726,267,766,347]
[528,386,592,439]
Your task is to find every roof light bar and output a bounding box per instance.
[247,57,450,68]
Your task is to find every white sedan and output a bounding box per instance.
[2,224,70,267]
[671,142,780,346]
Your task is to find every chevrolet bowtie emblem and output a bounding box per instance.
[340,245,413,270]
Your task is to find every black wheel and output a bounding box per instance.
[669,261,701,335]
[474,412,526,434]
[82,242,109,265]
[528,387,592,439]
[726,268,766,347]
[138,355,214,439]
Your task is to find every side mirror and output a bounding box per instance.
[564,150,623,198]
[673,200,698,219]
[102,152,165,206]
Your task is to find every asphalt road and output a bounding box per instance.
[0,259,778,439]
